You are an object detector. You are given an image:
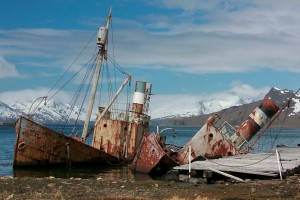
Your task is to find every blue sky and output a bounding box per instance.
[1,0,300,118]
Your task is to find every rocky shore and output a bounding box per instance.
[1,173,300,200]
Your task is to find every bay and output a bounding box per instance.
[1,124,300,179]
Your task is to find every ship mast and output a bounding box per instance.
[82,8,112,141]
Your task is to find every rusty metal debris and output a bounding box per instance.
[132,97,284,174]
[13,9,153,168]
[13,81,152,167]
[14,117,120,167]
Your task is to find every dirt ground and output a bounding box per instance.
[0,174,300,200]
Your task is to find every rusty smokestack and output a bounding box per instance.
[132,81,152,116]
[230,98,280,148]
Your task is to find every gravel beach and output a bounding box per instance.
[1,173,300,200]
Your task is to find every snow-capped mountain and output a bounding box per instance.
[0,100,88,124]
[1,87,299,125]
[152,87,300,127]
[264,87,300,117]
[197,97,254,115]
[0,100,19,122]
[154,96,255,121]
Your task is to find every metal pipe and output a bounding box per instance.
[84,75,132,140]
[276,150,282,180]
[82,9,112,141]
[188,146,191,178]
[27,96,47,118]
[243,88,300,153]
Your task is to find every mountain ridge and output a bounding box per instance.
[1,87,299,128]
[152,87,300,128]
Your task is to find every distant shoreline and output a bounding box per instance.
[0,122,14,126]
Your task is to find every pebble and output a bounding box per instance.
[6,194,14,200]
[47,183,54,188]
[0,176,14,180]
[245,179,252,183]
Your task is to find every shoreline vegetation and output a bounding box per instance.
[1,173,300,200]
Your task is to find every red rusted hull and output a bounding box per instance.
[131,98,282,174]
[232,98,279,147]
[13,116,120,167]
[131,133,178,174]
[92,117,147,161]
[176,115,239,164]
[177,98,280,164]
[91,80,151,162]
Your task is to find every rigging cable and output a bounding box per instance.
[46,31,98,99]
[32,27,98,117]
[74,47,99,119]
[61,51,98,131]
[243,87,300,154]
[107,54,129,76]
[270,104,290,149]
[97,61,105,112]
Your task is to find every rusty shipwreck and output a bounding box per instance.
[13,9,152,167]
[131,89,297,174]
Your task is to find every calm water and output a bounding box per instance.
[1,124,300,178]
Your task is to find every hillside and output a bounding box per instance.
[153,87,300,128]
[1,87,299,128]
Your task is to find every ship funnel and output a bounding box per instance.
[230,98,280,148]
[132,81,152,117]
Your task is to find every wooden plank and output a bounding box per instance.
[208,168,245,182]
[174,147,300,178]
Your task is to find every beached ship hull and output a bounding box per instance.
[13,116,120,167]
[14,80,152,168]
[91,80,152,163]
[13,10,154,168]
[132,97,281,174]
[92,118,147,161]
[131,133,179,174]
[176,98,279,164]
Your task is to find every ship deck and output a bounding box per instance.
[174,147,300,179]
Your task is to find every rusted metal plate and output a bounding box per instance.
[176,99,280,165]
[259,98,280,118]
[131,133,178,174]
[176,115,239,165]
[13,116,120,167]
[132,104,144,115]
[92,118,146,160]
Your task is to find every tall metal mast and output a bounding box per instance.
[82,8,112,141]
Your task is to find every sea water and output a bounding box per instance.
[1,124,300,178]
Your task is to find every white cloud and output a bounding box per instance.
[229,81,270,99]
[0,56,20,78]
[16,28,69,37]
[150,83,270,118]
[0,81,272,118]
[133,0,300,73]
[0,28,94,69]
[0,1,299,117]
[2,1,300,81]
[0,88,73,105]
